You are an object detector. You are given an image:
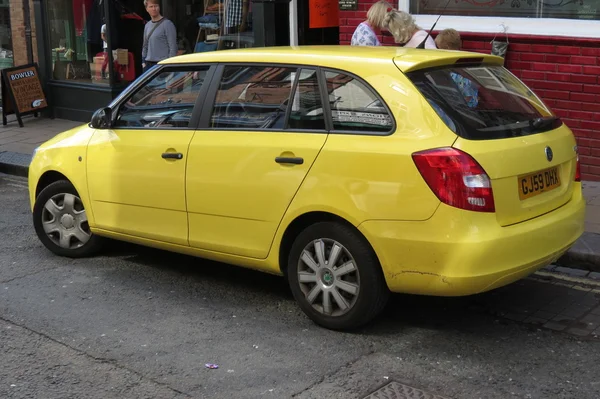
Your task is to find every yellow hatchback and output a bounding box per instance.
[28,46,585,330]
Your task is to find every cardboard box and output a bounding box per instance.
[113,49,128,65]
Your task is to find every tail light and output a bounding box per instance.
[412,147,495,213]
[575,153,581,182]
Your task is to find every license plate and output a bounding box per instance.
[518,167,561,200]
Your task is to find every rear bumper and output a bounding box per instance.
[358,183,586,296]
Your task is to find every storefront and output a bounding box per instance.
[339,0,600,181]
[33,0,340,121]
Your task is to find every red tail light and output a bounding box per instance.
[575,156,581,182]
[412,147,495,213]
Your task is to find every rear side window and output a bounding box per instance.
[324,70,393,134]
[210,66,296,130]
[407,65,561,140]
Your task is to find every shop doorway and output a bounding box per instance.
[296,0,339,46]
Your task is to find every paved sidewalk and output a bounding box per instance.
[1,115,599,272]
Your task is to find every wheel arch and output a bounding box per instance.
[278,211,379,276]
[35,170,71,199]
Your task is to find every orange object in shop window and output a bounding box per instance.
[92,51,136,82]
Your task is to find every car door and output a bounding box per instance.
[186,65,329,258]
[87,65,214,245]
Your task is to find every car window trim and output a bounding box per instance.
[108,63,217,131]
[316,66,333,132]
[320,67,396,137]
[283,68,301,131]
[198,62,329,134]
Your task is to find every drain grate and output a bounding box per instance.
[363,381,451,399]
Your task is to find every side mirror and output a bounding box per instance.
[90,107,112,129]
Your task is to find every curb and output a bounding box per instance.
[556,231,600,274]
[1,150,599,274]
[0,151,31,178]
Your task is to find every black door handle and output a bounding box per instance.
[275,157,304,165]
[162,152,183,160]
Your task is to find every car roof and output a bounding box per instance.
[163,45,505,73]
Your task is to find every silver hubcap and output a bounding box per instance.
[41,193,91,249]
[297,239,360,317]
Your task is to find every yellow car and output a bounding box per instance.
[28,46,585,330]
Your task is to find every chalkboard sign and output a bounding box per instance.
[339,0,358,10]
[1,63,48,127]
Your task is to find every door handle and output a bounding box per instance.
[162,152,183,160]
[275,157,304,165]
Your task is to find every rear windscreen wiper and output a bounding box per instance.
[529,116,560,130]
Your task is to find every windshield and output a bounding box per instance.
[407,65,562,140]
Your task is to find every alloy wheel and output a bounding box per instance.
[297,238,360,317]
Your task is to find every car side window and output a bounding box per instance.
[210,65,297,130]
[114,67,209,129]
[324,70,393,134]
[287,68,326,131]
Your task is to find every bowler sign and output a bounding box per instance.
[2,63,48,127]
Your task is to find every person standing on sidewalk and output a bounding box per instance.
[142,0,177,72]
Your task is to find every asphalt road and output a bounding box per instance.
[1,173,599,399]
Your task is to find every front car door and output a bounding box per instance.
[87,64,214,245]
[186,64,329,258]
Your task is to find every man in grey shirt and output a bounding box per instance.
[142,0,177,72]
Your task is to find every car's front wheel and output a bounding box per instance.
[287,222,389,330]
[33,180,103,258]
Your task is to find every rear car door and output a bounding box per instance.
[87,65,213,245]
[186,65,328,258]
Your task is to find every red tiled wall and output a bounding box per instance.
[339,5,600,182]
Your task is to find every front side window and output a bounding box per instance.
[407,64,559,140]
[114,68,208,128]
[324,70,393,134]
[210,65,296,130]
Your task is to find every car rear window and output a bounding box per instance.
[406,65,562,140]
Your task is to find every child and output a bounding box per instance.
[101,23,108,79]
[435,28,461,50]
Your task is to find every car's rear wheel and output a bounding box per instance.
[33,180,103,258]
[287,221,389,330]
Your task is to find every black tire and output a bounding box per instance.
[33,180,103,258]
[287,221,389,330]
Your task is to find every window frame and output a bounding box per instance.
[399,0,600,38]
[102,63,217,131]
[198,63,396,137]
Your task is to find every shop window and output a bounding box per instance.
[0,0,13,105]
[46,0,143,85]
[323,70,393,134]
[411,0,600,20]
[210,65,297,130]
[287,69,326,131]
[47,0,96,84]
[189,0,255,55]
[114,68,208,128]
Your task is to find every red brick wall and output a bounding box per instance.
[461,33,600,182]
[9,0,39,66]
[339,6,600,182]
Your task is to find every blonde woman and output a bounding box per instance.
[350,0,392,46]
[384,10,436,49]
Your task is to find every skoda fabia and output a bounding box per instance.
[28,46,585,330]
